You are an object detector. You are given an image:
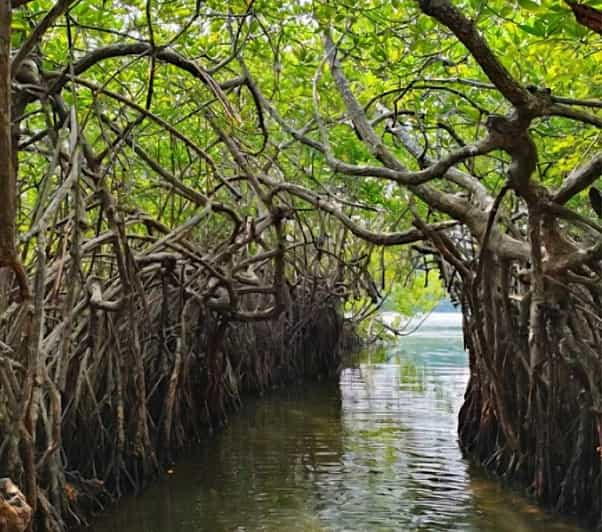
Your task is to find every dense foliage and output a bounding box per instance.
[0,0,601,530]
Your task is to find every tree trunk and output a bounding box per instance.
[0,0,29,301]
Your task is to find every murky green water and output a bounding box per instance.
[90,314,583,532]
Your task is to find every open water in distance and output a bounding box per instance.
[90,313,583,531]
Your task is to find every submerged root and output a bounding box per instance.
[0,259,350,530]
[450,251,602,528]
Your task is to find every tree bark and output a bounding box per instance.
[0,0,29,301]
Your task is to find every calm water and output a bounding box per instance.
[90,314,582,532]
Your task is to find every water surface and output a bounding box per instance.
[90,313,582,531]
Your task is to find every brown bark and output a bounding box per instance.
[0,0,29,301]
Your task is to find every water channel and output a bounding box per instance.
[90,313,583,531]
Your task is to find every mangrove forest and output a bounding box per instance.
[0,0,601,530]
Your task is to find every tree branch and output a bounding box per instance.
[418,0,532,108]
[12,0,76,77]
[553,154,602,205]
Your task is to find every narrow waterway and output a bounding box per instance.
[90,313,582,531]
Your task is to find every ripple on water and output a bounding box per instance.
[89,314,584,532]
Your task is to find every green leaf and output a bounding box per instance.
[517,0,542,10]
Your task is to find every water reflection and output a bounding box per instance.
[90,313,582,532]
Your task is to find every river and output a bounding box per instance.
[89,313,582,531]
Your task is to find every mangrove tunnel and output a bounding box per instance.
[0,0,601,530]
